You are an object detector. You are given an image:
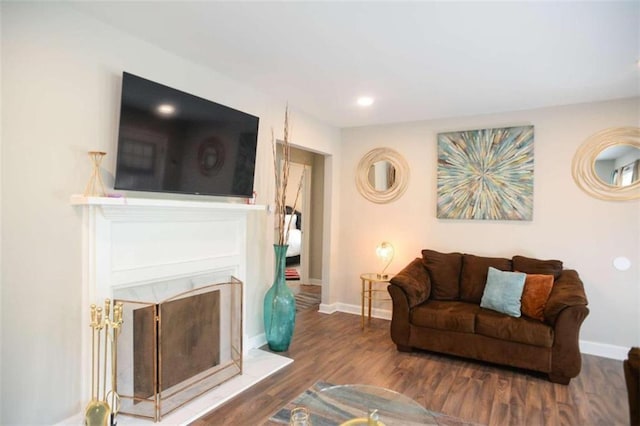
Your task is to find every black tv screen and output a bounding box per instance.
[114,72,259,198]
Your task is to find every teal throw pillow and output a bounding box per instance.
[480,267,526,317]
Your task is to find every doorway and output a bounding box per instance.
[277,145,325,311]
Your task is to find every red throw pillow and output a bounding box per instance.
[521,274,554,321]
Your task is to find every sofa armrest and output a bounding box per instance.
[389,258,431,308]
[549,304,589,383]
[544,269,588,326]
[388,284,411,349]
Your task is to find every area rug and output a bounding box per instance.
[285,268,300,280]
[266,381,482,426]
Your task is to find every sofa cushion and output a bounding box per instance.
[421,249,462,300]
[513,255,563,280]
[476,309,554,347]
[460,254,513,303]
[411,300,480,333]
[480,267,526,317]
[521,274,554,321]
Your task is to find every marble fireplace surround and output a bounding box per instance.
[65,196,292,425]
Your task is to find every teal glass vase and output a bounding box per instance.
[263,244,296,352]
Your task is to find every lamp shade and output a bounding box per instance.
[375,242,394,278]
[376,242,394,262]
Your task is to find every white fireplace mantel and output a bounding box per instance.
[70,194,265,216]
[67,195,288,425]
[71,194,266,298]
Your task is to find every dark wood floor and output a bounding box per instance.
[192,310,629,426]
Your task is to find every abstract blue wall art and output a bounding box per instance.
[437,126,534,220]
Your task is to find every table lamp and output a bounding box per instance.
[376,241,394,279]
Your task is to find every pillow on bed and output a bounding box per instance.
[284,214,297,230]
[285,206,302,230]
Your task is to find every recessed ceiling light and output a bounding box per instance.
[357,96,374,107]
[156,103,176,116]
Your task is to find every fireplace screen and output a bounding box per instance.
[115,277,242,422]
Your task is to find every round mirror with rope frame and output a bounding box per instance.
[572,127,640,201]
[355,147,409,204]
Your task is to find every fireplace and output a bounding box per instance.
[71,195,263,423]
[115,277,242,422]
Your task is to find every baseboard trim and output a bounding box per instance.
[318,303,337,314]
[246,333,266,352]
[579,340,629,360]
[309,278,322,286]
[333,303,391,320]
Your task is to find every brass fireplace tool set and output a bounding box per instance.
[85,299,124,426]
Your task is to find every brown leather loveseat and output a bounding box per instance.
[388,249,589,384]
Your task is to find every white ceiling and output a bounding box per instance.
[73,1,639,128]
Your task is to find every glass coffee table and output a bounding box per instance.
[278,383,437,425]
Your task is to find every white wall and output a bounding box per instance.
[310,154,325,280]
[3,3,635,424]
[616,149,640,169]
[594,159,615,184]
[340,97,640,352]
[286,147,325,281]
[0,3,340,424]
[0,3,3,421]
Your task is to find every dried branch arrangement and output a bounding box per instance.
[272,106,304,246]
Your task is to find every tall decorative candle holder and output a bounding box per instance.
[84,151,107,197]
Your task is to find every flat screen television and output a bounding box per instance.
[114,72,259,198]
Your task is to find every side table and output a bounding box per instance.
[360,273,392,329]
